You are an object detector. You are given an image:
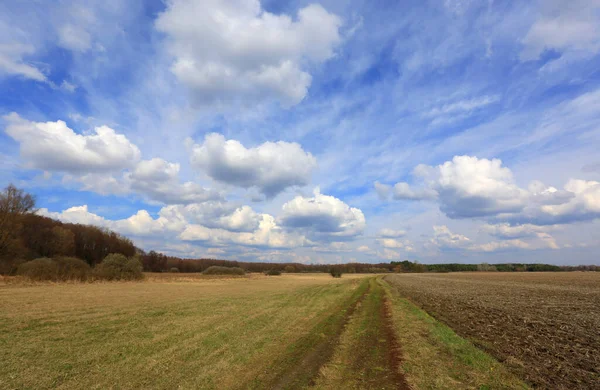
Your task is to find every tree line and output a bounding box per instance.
[1,184,597,277]
[0,184,135,274]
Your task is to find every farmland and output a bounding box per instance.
[0,273,529,389]
[385,272,600,390]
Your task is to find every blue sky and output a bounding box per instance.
[1,0,599,264]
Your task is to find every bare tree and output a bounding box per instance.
[0,184,36,258]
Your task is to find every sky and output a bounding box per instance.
[1,0,599,265]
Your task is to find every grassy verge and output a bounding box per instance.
[381,278,529,390]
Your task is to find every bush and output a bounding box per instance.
[54,256,91,281]
[284,265,296,273]
[0,258,26,276]
[202,266,245,275]
[17,258,58,281]
[265,269,281,276]
[94,253,144,281]
[170,267,180,273]
[329,268,342,278]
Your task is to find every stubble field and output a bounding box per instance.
[385,272,600,390]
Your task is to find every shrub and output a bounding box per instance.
[329,268,342,278]
[265,269,281,276]
[170,267,180,273]
[284,265,296,273]
[0,258,26,276]
[94,253,144,281]
[54,256,91,281]
[17,258,58,281]
[202,266,245,275]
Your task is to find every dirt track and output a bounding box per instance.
[268,278,410,390]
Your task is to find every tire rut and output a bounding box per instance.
[381,292,411,390]
[267,280,372,390]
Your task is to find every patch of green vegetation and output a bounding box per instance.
[381,280,529,390]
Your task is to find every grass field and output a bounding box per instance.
[0,273,534,389]
[385,272,600,390]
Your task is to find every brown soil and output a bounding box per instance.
[381,295,411,390]
[385,272,600,390]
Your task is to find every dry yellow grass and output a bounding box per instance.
[0,274,368,389]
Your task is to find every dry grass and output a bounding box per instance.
[0,274,367,389]
[385,272,600,389]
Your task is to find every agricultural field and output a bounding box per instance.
[385,272,600,390]
[0,273,527,389]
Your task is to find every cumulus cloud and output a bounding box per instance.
[155,0,342,107]
[127,158,220,205]
[382,155,600,226]
[190,133,316,197]
[40,201,306,249]
[172,201,262,232]
[520,0,600,61]
[38,205,187,237]
[4,113,141,173]
[279,188,366,240]
[180,214,308,249]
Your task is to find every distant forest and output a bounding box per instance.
[1,184,598,275]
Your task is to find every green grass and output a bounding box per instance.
[381,279,528,390]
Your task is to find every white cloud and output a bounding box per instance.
[180,214,308,249]
[279,188,366,240]
[387,156,600,227]
[0,43,47,81]
[127,158,219,205]
[374,181,391,200]
[190,133,316,197]
[4,113,141,173]
[424,95,500,126]
[481,223,558,239]
[378,228,407,238]
[38,205,187,237]
[388,156,526,218]
[155,0,342,107]
[40,200,309,250]
[469,239,531,252]
[173,202,261,232]
[58,24,92,52]
[431,225,471,249]
[521,0,600,61]
[393,182,438,201]
[429,225,559,253]
[39,205,107,226]
[377,238,404,249]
